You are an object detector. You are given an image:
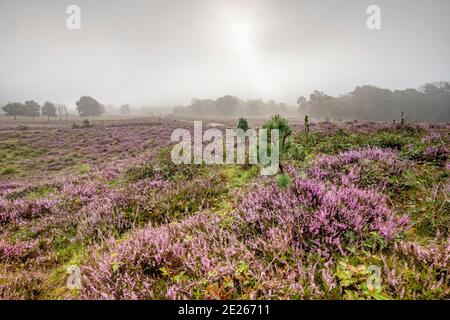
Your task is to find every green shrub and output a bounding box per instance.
[82,119,91,128]
[78,164,91,174]
[1,166,19,175]
[371,132,407,150]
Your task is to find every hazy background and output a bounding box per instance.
[0,0,449,108]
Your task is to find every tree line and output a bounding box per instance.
[172,95,298,118]
[172,82,449,122]
[297,82,450,122]
[1,96,106,120]
[3,82,449,122]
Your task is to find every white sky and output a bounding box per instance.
[0,0,449,108]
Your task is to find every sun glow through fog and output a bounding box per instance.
[229,20,253,54]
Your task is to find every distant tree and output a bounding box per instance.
[56,104,62,121]
[103,104,116,114]
[308,90,334,118]
[120,104,131,115]
[2,102,25,120]
[263,114,292,173]
[62,105,69,120]
[216,95,239,116]
[55,104,68,121]
[237,117,249,131]
[75,96,104,118]
[24,100,40,120]
[296,96,307,108]
[420,82,450,121]
[42,101,57,121]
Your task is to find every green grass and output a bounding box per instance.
[77,164,91,174]
[1,166,20,175]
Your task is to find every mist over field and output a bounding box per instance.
[0,0,449,110]
[0,0,449,303]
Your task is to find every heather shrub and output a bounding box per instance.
[421,132,442,144]
[238,167,409,256]
[74,172,226,243]
[143,173,227,224]
[4,183,57,200]
[154,147,206,181]
[120,150,186,184]
[379,239,450,299]
[0,269,45,299]
[80,212,341,300]
[124,165,157,182]
[0,239,39,263]
[0,198,57,227]
[416,146,449,164]
[80,213,258,299]
[308,147,405,190]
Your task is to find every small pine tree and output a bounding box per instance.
[400,112,405,126]
[237,117,249,131]
[262,114,292,173]
[276,173,292,189]
[304,115,310,133]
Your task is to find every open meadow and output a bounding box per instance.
[0,116,448,299]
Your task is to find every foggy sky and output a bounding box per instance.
[0,0,449,108]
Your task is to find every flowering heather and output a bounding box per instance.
[238,167,409,255]
[308,147,405,190]
[421,132,442,143]
[0,198,58,227]
[419,146,449,163]
[0,118,449,300]
[80,212,342,299]
[393,239,449,270]
[80,213,252,299]
[0,239,38,263]
[0,118,188,182]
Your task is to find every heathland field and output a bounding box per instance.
[0,117,448,299]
